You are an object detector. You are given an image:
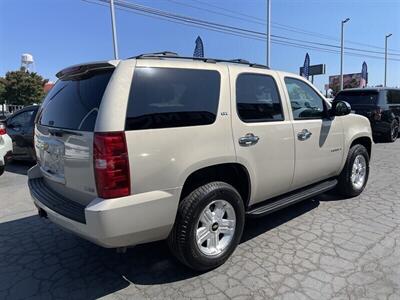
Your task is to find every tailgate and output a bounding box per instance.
[35,126,96,206]
[34,64,115,206]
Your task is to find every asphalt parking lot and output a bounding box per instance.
[0,142,399,300]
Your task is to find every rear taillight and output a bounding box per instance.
[94,132,130,199]
[0,124,6,135]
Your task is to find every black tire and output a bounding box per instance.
[0,165,4,176]
[336,144,369,197]
[168,181,245,271]
[383,119,399,143]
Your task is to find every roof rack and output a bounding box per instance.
[130,52,269,69]
[229,59,250,64]
[135,51,179,58]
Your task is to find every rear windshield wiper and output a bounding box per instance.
[48,128,82,137]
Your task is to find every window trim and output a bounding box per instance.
[235,72,285,123]
[125,66,222,131]
[284,76,329,121]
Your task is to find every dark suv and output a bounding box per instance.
[5,105,39,160]
[335,88,400,143]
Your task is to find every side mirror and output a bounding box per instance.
[331,100,351,116]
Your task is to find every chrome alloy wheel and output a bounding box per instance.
[351,154,367,190]
[391,122,399,141]
[196,200,236,257]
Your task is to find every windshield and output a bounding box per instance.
[335,91,379,106]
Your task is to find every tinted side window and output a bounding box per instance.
[126,67,220,130]
[335,91,379,105]
[284,77,325,119]
[38,69,113,131]
[9,111,34,127]
[236,74,283,122]
[387,90,400,104]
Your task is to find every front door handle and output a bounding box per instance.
[239,133,260,147]
[297,129,312,141]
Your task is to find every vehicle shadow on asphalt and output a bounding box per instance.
[5,161,35,176]
[315,191,350,202]
[0,193,347,299]
[0,215,195,299]
[242,198,320,243]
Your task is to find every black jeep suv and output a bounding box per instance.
[335,88,400,143]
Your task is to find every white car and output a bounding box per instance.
[0,123,12,176]
[28,53,373,271]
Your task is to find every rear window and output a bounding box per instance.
[37,69,113,131]
[387,90,400,104]
[125,67,220,130]
[335,91,379,106]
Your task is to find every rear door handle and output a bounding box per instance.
[239,133,259,147]
[297,129,312,141]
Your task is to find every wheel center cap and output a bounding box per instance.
[211,222,219,231]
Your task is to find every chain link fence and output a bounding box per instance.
[1,104,25,114]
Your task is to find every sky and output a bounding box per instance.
[1,0,400,92]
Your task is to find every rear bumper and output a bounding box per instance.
[0,134,13,166]
[0,151,12,166]
[28,166,180,248]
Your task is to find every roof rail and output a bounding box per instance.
[249,63,269,69]
[229,59,250,64]
[130,52,269,69]
[135,51,179,58]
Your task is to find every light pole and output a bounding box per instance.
[266,0,271,68]
[110,0,119,59]
[340,18,350,90]
[384,33,392,87]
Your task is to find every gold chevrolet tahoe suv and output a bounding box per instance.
[28,52,373,271]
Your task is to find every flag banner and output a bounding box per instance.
[301,53,310,79]
[361,61,368,87]
[193,36,204,58]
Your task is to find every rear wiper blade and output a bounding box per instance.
[48,128,82,136]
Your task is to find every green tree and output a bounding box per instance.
[0,78,6,104]
[2,70,48,105]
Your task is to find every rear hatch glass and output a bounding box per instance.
[335,91,379,106]
[38,69,113,131]
[335,91,379,117]
[35,67,114,205]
